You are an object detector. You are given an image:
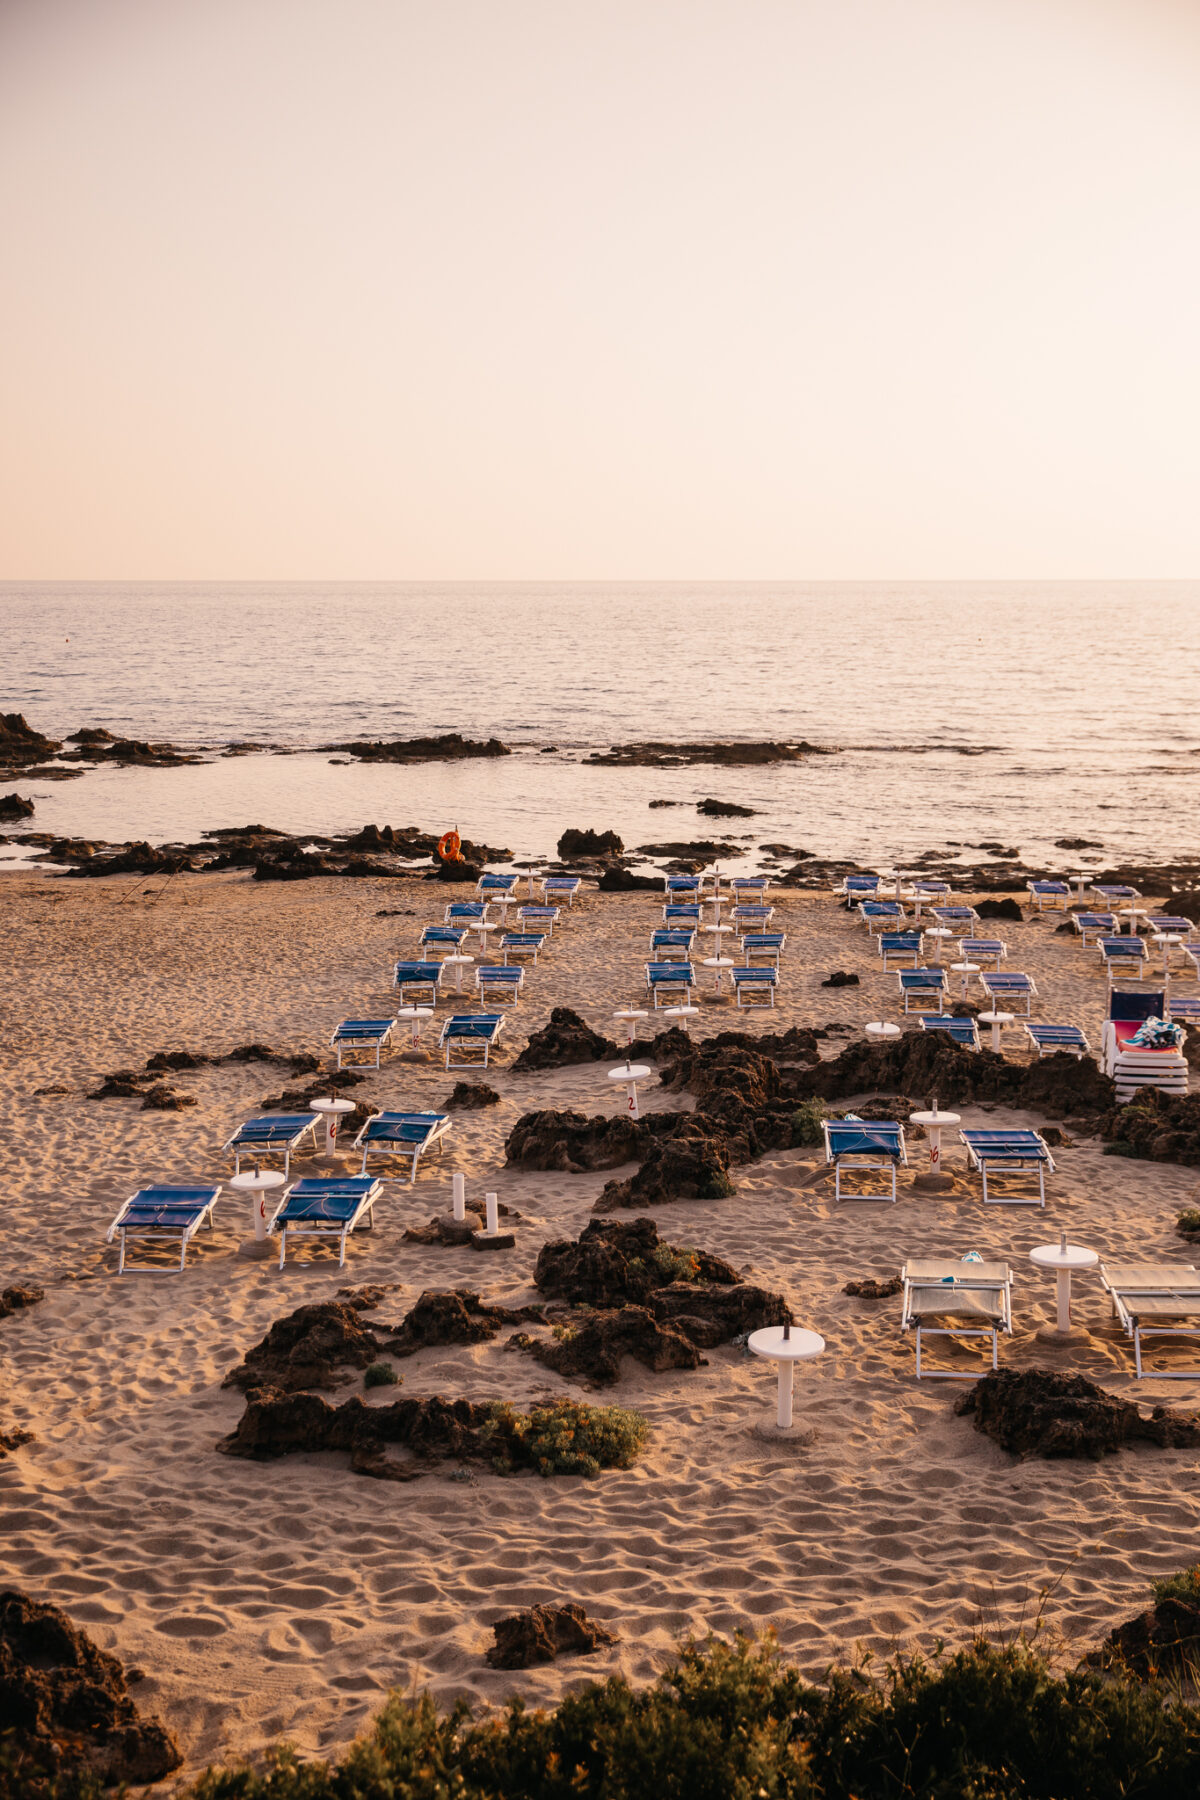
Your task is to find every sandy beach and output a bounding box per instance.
[3,867,1200,1781]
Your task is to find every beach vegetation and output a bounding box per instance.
[1176,1209,1200,1236]
[651,1243,702,1283]
[363,1361,399,1388]
[1152,1563,1200,1606]
[181,1628,1200,1799]
[483,1397,648,1478]
[791,1097,826,1146]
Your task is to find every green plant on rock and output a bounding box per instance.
[363,1361,399,1388]
[652,1243,701,1283]
[1177,1209,1200,1236]
[791,1097,826,1147]
[700,1169,736,1199]
[483,1397,648,1478]
[1153,1564,1200,1606]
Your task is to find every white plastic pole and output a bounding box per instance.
[254,1186,268,1242]
[777,1362,794,1429]
[452,1174,466,1222]
[485,1192,499,1234]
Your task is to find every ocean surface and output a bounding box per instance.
[2,581,1198,871]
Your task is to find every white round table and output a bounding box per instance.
[613,1008,649,1046]
[703,955,735,996]
[1071,868,1103,901]
[441,953,475,994]
[1118,907,1143,938]
[925,927,953,965]
[978,1009,1014,1053]
[703,923,734,951]
[1153,933,1185,977]
[229,1169,285,1256]
[663,1004,700,1033]
[608,1061,652,1119]
[472,921,500,952]
[748,1325,825,1430]
[909,1106,960,1189]
[309,1096,356,1155]
[950,961,979,997]
[866,1021,901,1042]
[395,1005,434,1053]
[1030,1241,1098,1336]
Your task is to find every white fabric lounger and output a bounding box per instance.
[353,1110,451,1181]
[329,1017,396,1070]
[268,1176,383,1268]
[224,1113,319,1177]
[106,1185,222,1273]
[1100,1262,1200,1379]
[901,1257,1014,1379]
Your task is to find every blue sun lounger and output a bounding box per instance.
[1146,914,1193,936]
[476,964,524,1005]
[1026,880,1070,912]
[919,1015,980,1050]
[663,903,703,928]
[645,962,696,1007]
[898,968,947,1014]
[650,928,696,959]
[543,876,582,906]
[958,937,1007,970]
[268,1176,383,1268]
[330,1018,396,1070]
[1091,883,1141,906]
[1168,994,1200,1023]
[477,873,518,897]
[929,905,979,932]
[740,931,786,966]
[1098,936,1148,983]
[420,925,469,959]
[860,901,905,933]
[731,877,769,899]
[440,1013,505,1069]
[1072,912,1116,946]
[393,961,444,1007]
[664,875,702,897]
[353,1110,451,1181]
[823,1119,907,1203]
[445,901,490,928]
[979,971,1036,1015]
[516,904,560,935]
[731,965,778,1008]
[912,881,950,899]
[106,1184,222,1273]
[879,932,924,970]
[840,875,880,899]
[960,1128,1055,1205]
[501,931,546,964]
[1025,1023,1090,1058]
[225,1114,319,1177]
[730,904,774,930]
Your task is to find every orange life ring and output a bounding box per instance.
[437,829,464,862]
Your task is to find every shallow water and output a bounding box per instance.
[3,580,1198,866]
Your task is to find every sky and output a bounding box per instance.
[2,0,1199,580]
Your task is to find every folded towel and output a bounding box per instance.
[1127,1017,1184,1048]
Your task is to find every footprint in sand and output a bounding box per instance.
[154,1614,227,1639]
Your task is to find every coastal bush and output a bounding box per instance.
[1177,1209,1200,1238]
[483,1397,648,1478]
[183,1630,1200,1799]
[651,1243,702,1283]
[792,1097,826,1146]
[1152,1564,1200,1606]
[362,1361,398,1388]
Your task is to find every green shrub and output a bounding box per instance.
[792,1097,826,1146]
[700,1169,736,1199]
[483,1397,648,1478]
[183,1630,1200,1799]
[1177,1210,1200,1235]
[1153,1564,1200,1605]
[652,1243,701,1282]
[363,1361,399,1388]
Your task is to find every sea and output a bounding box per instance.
[2,581,1198,873]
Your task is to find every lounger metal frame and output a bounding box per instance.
[107,1185,222,1273]
[901,1258,1014,1379]
[959,1128,1055,1206]
[224,1114,319,1177]
[353,1110,451,1182]
[1100,1261,1200,1378]
[330,1018,397,1070]
[822,1121,907,1203]
[269,1177,383,1268]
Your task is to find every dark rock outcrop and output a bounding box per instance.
[557,827,623,858]
[585,740,830,767]
[220,1388,494,1479]
[597,1123,736,1208]
[1089,1591,1200,1677]
[506,1108,681,1173]
[386,1289,544,1357]
[635,840,740,861]
[323,733,510,763]
[791,1032,1114,1118]
[139,1083,197,1110]
[224,1297,395,1393]
[821,971,859,987]
[0,1285,44,1319]
[61,737,201,767]
[69,842,197,878]
[0,792,34,820]
[696,797,757,817]
[485,1602,618,1669]
[596,867,662,891]
[648,1279,790,1346]
[843,1276,903,1298]
[515,1307,705,1384]
[0,715,61,765]
[976,896,1023,921]
[955,1369,1200,1459]
[0,1425,35,1456]
[512,1007,621,1072]
[1100,1092,1200,1167]
[533,1217,741,1308]
[444,1081,501,1109]
[0,1588,181,1788]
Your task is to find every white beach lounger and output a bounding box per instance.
[225,1113,319,1177]
[543,876,582,906]
[839,875,880,899]
[1071,912,1117,947]
[1097,936,1149,986]
[477,873,518,897]
[731,965,778,1008]
[1091,883,1141,907]
[1102,991,1188,1100]
[662,903,703,928]
[329,1017,396,1070]
[900,1257,1014,1379]
[269,1176,383,1268]
[978,971,1036,1016]
[730,877,770,899]
[650,928,697,959]
[354,1110,451,1181]
[730,904,774,931]
[664,875,702,897]
[516,904,560,935]
[822,1119,907,1203]
[959,1128,1055,1206]
[929,905,979,933]
[440,1013,505,1069]
[106,1184,222,1273]
[1025,1023,1090,1058]
[501,931,546,964]
[859,901,906,933]
[1100,1261,1200,1378]
[419,925,469,961]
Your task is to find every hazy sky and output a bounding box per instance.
[3,0,1200,579]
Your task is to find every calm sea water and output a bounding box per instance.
[2,581,1198,869]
